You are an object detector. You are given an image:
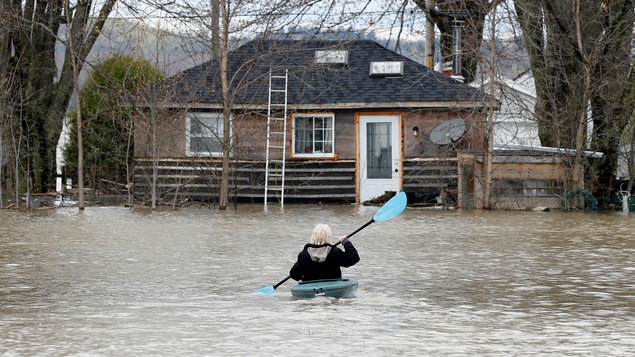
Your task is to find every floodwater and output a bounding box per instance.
[1,205,634,356]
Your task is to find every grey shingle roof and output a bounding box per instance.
[154,39,485,108]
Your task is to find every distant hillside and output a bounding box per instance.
[479,37,530,80]
[88,18,210,76]
[58,17,209,105]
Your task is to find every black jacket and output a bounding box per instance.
[290,239,360,282]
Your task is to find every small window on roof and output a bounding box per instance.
[315,50,348,64]
[369,61,404,76]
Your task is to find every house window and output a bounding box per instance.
[522,180,562,197]
[292,113,335,158]
[366,122,392,179]
[492,180,563,197]
[315,50,348,64]
[186,112,228,157]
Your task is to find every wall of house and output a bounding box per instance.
[464,153,571,210]
[403,110,486,159]
[487,161,566,181]
[233,110,358,161]
[332,110,356,160]
[132,158,357,205]
[134,110,186,158]
[232,113,268,160]
[135,108,486,161]
[132,108,486,205]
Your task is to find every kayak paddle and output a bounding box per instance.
[255,191,407,294]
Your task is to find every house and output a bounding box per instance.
[470,71,540,148]
[132,38,488,206]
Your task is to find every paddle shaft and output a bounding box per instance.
[273,275,292,289]
[333,218,374,247]
[272,218,375,290]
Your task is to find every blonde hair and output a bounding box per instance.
[310,224,332,245]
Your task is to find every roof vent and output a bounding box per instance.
[369,61,403,76]
[315,50,348,64]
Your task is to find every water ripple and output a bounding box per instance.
[1,207,634,355]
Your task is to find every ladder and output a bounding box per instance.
[264,69,288,207]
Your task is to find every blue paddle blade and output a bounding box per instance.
[255,286,275,295]
[373,191,407,222]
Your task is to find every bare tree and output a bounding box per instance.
[0,0,118,200]
[514,0,635,207]
[63,0,86,209]
[618,72,635,194]
[414,0,505,83]
[482,0,501,209]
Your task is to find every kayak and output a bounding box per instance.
[290,278,358,298]
[291,278,358,298]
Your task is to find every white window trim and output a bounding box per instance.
[292,113,335,159]
[185,112,230,157]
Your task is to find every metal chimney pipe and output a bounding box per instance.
[452,19,464,82]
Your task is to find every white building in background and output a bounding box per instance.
[55,116,71,193]
[470,71,541,149]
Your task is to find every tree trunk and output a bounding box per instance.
[414,0,498,83]
[588,1,635,206]
[483,2,500,209]
[515,0,634,208]
[3,0,116,195]
[218,0,231,210]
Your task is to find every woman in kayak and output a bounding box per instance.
[290,223,360,282]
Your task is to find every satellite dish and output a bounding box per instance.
[429,118,466,145]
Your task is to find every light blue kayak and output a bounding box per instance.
[290,278,358,298]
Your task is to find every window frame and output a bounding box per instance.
[492,179,563,197]
[185,112,230,157]
[291,113,336,159]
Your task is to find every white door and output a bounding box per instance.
[358,115,401,202]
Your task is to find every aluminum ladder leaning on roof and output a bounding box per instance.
[264,68,288,207]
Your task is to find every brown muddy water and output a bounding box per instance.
[1,205,634,356]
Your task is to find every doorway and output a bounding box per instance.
[358,114,401,202]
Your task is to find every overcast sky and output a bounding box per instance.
[107,0,427,40]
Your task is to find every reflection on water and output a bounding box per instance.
[1,206,635,356]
